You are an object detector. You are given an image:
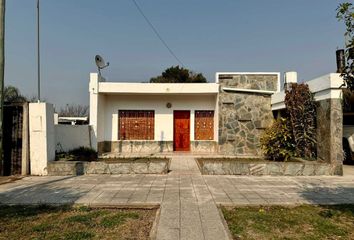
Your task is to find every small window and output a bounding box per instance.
[118,110,154,140]
[195,110,214,140]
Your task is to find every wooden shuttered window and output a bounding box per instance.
[118,110,154,140]
[195,110,214,140]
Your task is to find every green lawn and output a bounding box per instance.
[0,205,156,240]
[221,205,354,240]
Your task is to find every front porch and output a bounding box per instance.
[89,73,219,155]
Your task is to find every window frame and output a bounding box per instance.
[194,110,214,141]
[118,110,155,140]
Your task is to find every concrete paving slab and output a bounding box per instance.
[1,156,354,239]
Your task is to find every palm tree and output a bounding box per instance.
[4,85,27,103]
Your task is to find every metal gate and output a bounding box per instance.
[1,103,29,176]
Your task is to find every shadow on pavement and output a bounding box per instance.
[0,176,88,205]
[299,183,354,205]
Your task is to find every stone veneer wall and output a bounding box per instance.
[98,140,218,154]
[48,159,170,175]
[218,74,278,156]
[198,159,334,176]
[316,99,343,175]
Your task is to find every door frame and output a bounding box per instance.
[173,110,191,151]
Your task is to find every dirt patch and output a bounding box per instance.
[0,176,23,185]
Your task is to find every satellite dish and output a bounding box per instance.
[95,55,109,75]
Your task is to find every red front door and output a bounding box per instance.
[174,111,190,151]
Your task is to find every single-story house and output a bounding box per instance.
[89,72,280,155]
[21,71,344,176]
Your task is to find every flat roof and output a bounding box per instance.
[98,82,219,95]
[58,117,88,121]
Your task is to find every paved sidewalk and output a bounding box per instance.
[0,157,354,240]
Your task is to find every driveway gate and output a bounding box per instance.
[0,103,29,176]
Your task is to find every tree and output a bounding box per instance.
[150,66,207,83]
[59,104,89,117]
[4,85,27,103]
[337,2,354,90]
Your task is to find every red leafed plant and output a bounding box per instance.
[285,83,317,160]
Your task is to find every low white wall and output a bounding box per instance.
[55,125,92,152]
[29,102,55,175]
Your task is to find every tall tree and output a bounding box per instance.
[337,2,354,90]
[59,104,89,117]
[4,85,27,103]
[150,66,207,83]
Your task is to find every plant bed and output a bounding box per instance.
[48,157,171,175]
[221,205,354,240]
[196,157,336,176]
[56,147,98,162]
[0,205,157,240]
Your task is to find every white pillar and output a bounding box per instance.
[89,73,99,151]
[54,113,59,124]
[29,102,55,175]
[284,71,298,90]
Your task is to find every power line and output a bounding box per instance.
[131,0,184,67]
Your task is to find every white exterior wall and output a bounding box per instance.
[55,125,91,152]
[102,94,218,142]
[97,94,106,142]
[271,73,343,110]
[89,73,220,149]
[99,82,219,94]
[29,103,55,175]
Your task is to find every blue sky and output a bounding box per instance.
[5,0,346,108]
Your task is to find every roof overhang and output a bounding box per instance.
[98,82,219,95]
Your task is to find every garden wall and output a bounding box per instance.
[98,140,218,154]
[54,125,92,152]
[47,158,170,175]
[197,158,335,176]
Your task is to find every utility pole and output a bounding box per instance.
[0,0,5,176]
[37,0,40,101]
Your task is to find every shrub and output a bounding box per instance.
[69,147,96,157]
[55,147,98,162]
[260,117,296,161]
[285,83,317,159]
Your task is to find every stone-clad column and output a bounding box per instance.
[217,73,279,156]
[316,99,343,175]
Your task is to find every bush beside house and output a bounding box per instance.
[260,118,295,161]
[261,83,317,161]
[56,147,97,162]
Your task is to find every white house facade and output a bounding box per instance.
[89,72,280,155]
[18,71,345,176]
